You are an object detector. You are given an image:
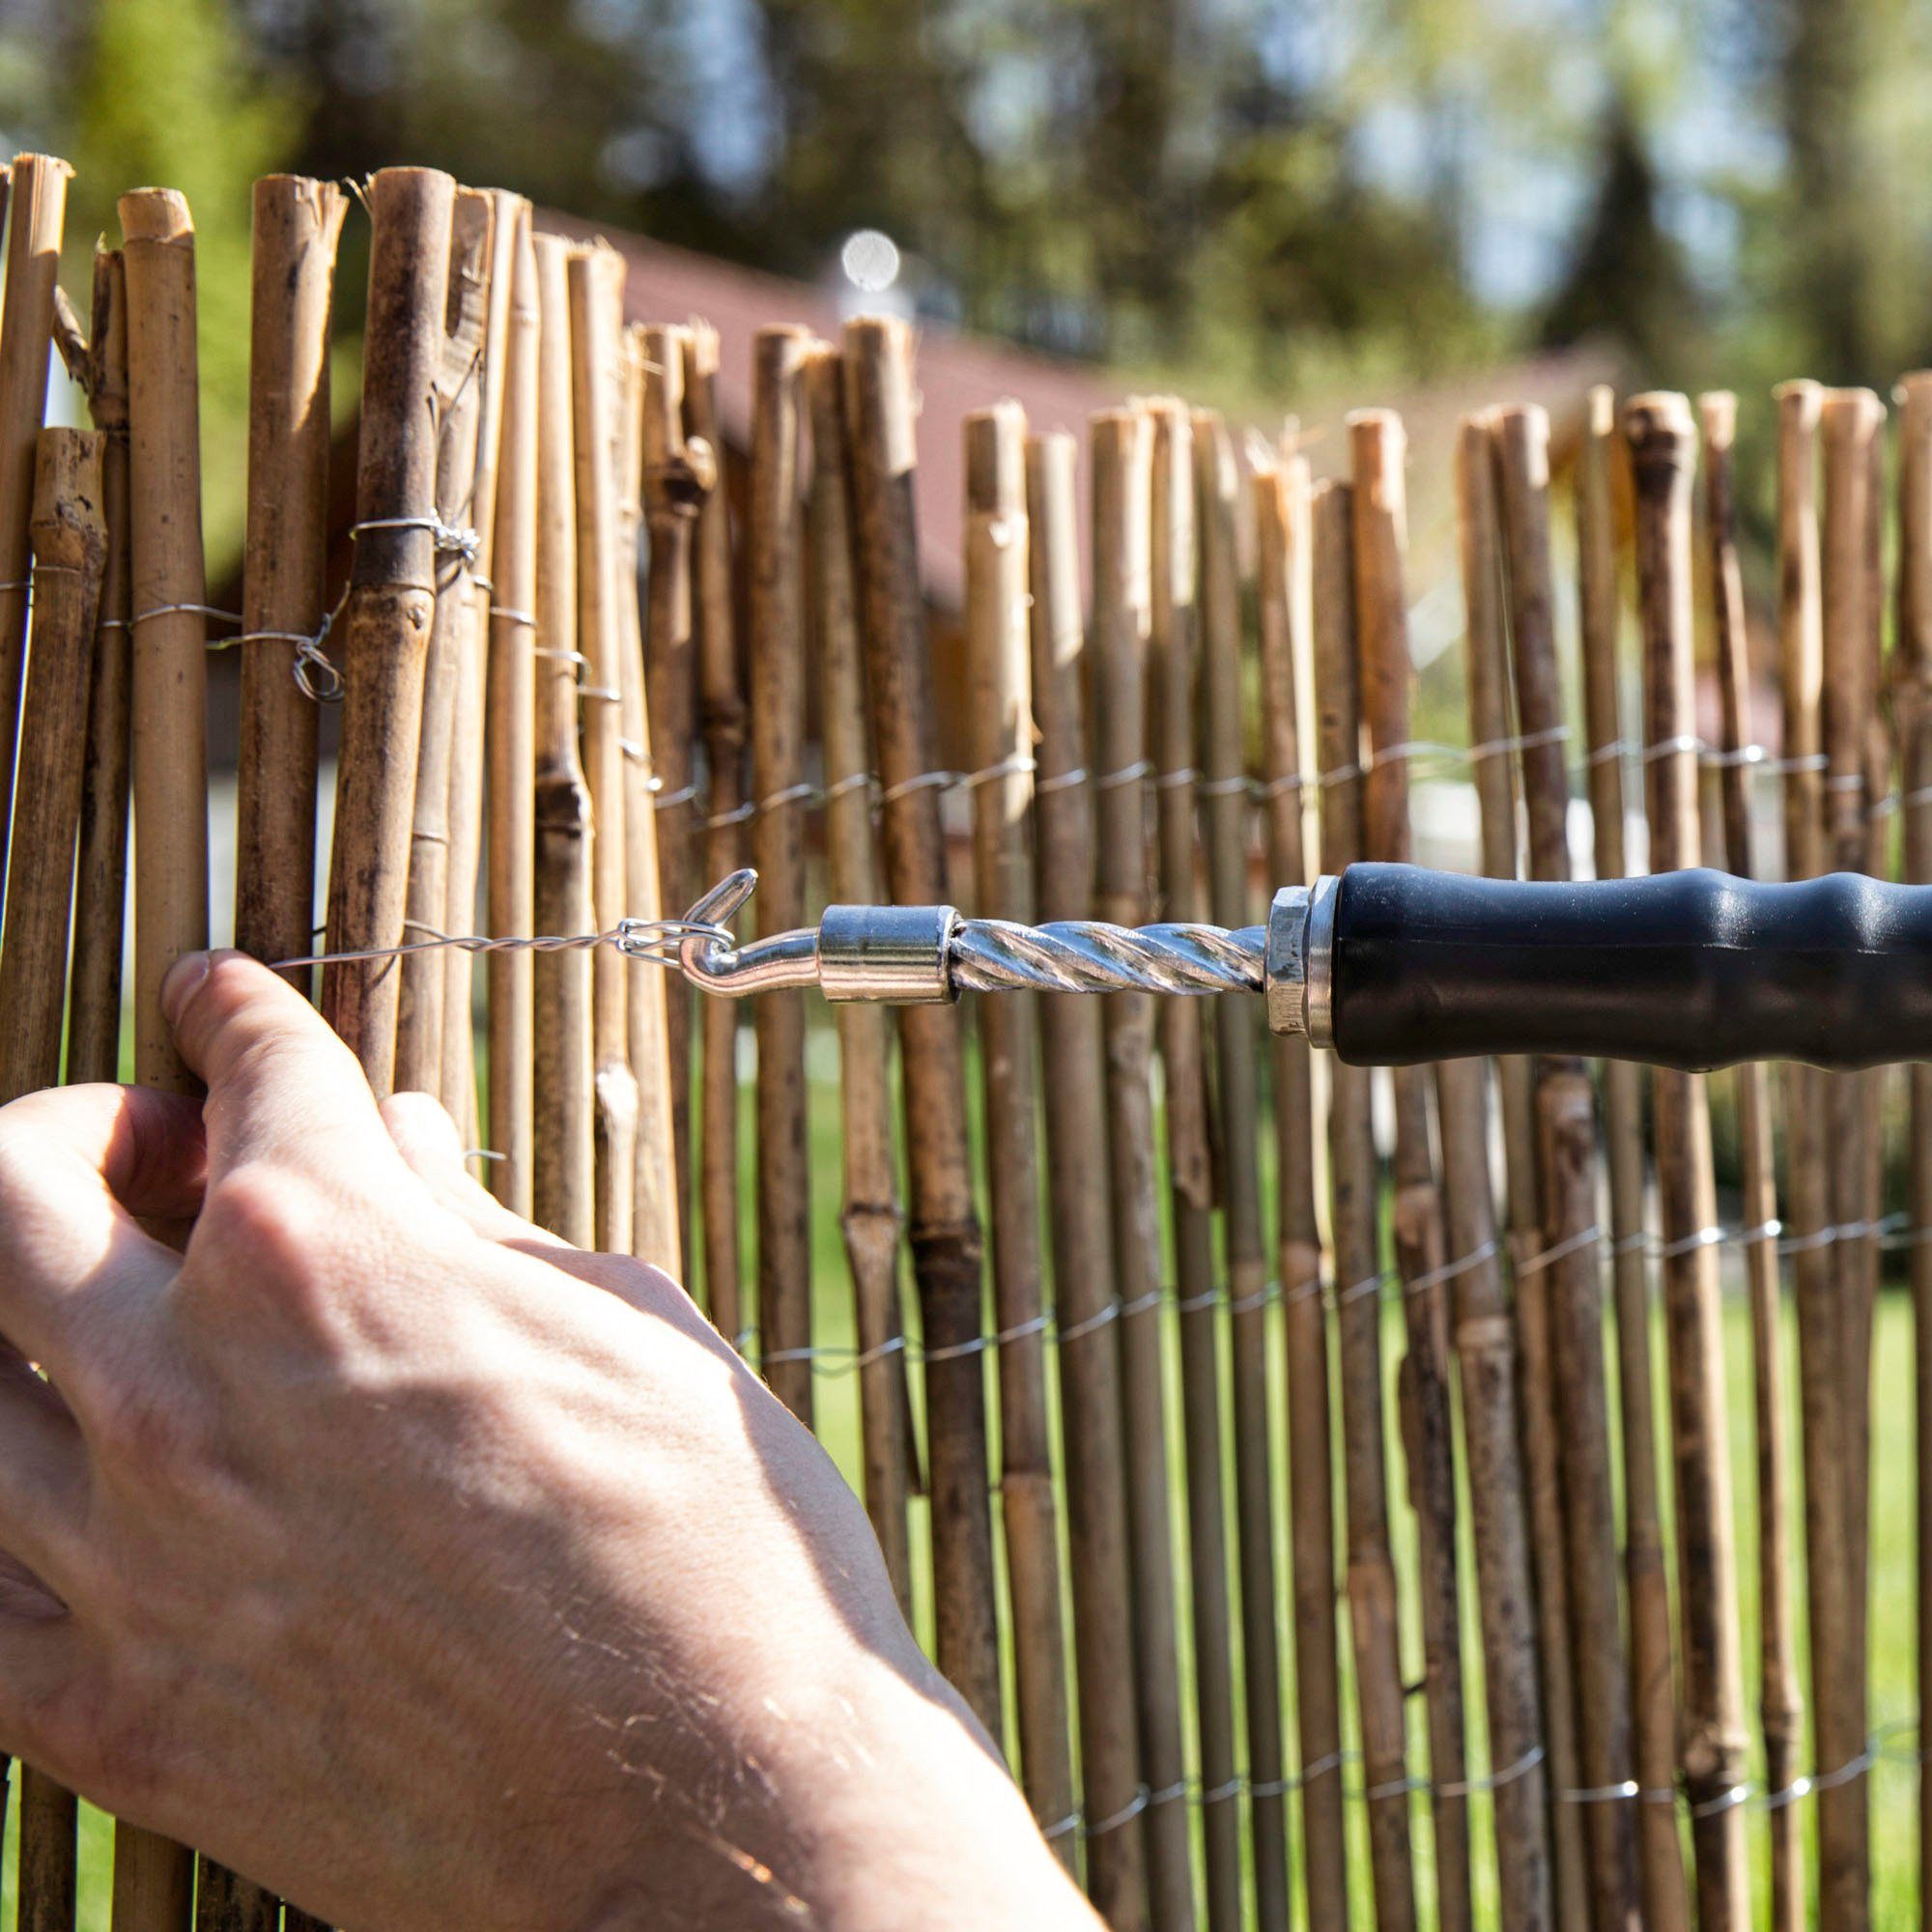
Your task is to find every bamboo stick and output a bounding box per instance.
[1146,397,1240,1932]
[1775,377,1862,1931]
[566,242,639,1256]
[749,324,814,1415]
[686,319,747,1342]
[614,319,680,1275]
[964,401,1075,1852]
[840,315,1001,1738]
[1489,403,1637,1932]
[1457,414,1589,1930]
[1811,384,1884,1928]
[1576,384,1690,1932]
[484,204,537,1217]
[1027,422,1148,1927]
[320,167,454,1092]
[530,231,594,1246]
[1435,444,1552,1930]
[0,155,66,915]
[805,341,912,1611]
[440,190,521,1139]
[60,247,131,1087]
[1192,409,1289,1928]
[1625,391,1748,1932]
[1091,406,1194,1932]
[1700,388,1804,1932]
[1350,408,1472,1932]
[642,322,699,1281]
[1315,471,1415,1931]
[1896,367,1932,1925]
[1254,445,1349,1932]
[234,176,343,986]
[395,192,491,1095]
[115,177,213,1932]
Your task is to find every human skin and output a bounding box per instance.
[0,952,1098,1930]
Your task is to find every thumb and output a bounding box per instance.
[161,952,397,1187]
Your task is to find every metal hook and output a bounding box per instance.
[673,869,824,997]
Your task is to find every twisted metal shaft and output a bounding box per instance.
[949,917,1266,998]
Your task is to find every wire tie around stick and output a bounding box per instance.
[1153,765,1201,791]
[1641,733,1706,762]
[1093,758,1153,791]
[1035,765,1089,795]
[959,753,1037,790]
[878,767,958,806]
[1198,772,1252,797]
[490,604,536,629]
[1514,1223,1603,1276]
[1469,724,1572,762]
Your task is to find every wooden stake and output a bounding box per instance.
[320,167,454,1092]
[1090,405,1194,1932]
[440,189,523,1137]
[805,340,912,1610]
[0,155,67,913]
[484,204,538,1217]
[1255,444,1349,1932]
[1350,408,1471,1932]
[1576,384,1690,1932]
[566,242,639,1255]
[840,315,1001,1738]
[1700,388,1804,1932]
[964,401,1075,1853]
[529,230,594,1245]
[1625,391,1748,1932]
[685,320,747,1342]
[396,192,492,1094]
[1490,403,1637,1932]
[234,176,343,987]
[614,319,679,1274]
[115,175,212,1932]
[1146,398,1241,1932]
[1194,409,1289,1930]
[749,324,814,1415]
[1027,422,1149,1927]
[60,247,131,1087]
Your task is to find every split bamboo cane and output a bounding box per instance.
[395,191,490,1096]
[1314,473,1415,1932]
[116,177,213,1932]
[1,428,104,1932]
[1027,423,1149,1927]
[1821,392,1884,1906]
[840,316,1002,1739]
[484,204,537,1217]
[805,341,912,1612]
[1193,411,1288,1929]
[566,242,639,1256]
[1626,391,1749,1932]
[1254,446,1350,1932]
[234,176,343,990]
[440,191,520,1142]
[1147,397,1241,1932]
[614,320,679,1275]
[1456,413,1589,1931]
[1434,420,1552,1932]
[59,247,131,1088]
[1776,377,1864,1931]
[1896,367,1932,1923]
[1575,384,1690,1932]
[0,155,66,915]
[1090,406,1195,1932]
[320,167,454,1092]
[1350,408,1471,1932]
[530,231,595,1246]
[1700,389,1804,1932]
[749,325,813,1414]
[963,402,1075,1853]
[686,319,747,1343]
[641,320,698,1281]
[1489,403,1638,1932]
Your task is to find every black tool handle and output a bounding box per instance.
[1330,863,1932,1071]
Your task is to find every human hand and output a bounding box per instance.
[0,952,1095,1929]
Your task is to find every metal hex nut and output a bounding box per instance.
[1264,885,1311,1037]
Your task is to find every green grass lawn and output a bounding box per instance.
[2,1032,1918,1929]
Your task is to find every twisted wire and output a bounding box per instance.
[949,917,1266,998]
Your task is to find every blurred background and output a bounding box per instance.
[0,0,1924,579]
